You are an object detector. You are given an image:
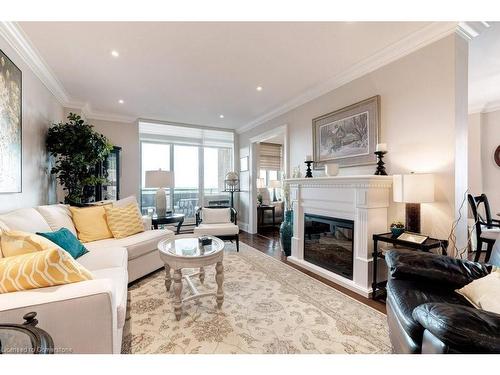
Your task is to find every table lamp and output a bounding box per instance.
[269,180,281,202]
[393,173,434,233]
[145,169,175,217]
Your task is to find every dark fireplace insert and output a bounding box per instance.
[303,214,354,280]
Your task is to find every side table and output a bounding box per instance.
[372,232,448,301]
[152,213,185,234]
[257,205,275,227]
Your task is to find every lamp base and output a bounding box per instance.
[405,203,421,233]
[156,187,167,217]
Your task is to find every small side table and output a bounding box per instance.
[0,312,54,354]
[372,233,448,301]
[152,214,185,234]
[257,205,276,227]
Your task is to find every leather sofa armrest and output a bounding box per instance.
[413,303,500,353]
[385,249,492,288]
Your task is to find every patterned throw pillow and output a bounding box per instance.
[69,206,114,243]
[0,230,59,258]
[0,248,93,294]
[104,203,144,239]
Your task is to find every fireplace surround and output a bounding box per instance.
[286,175,393,297]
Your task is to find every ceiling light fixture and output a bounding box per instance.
[219,114,224,119]
[118,99,124,104]
[256,86,263,91]
[111,50,119,57]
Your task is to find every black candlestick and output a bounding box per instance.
[374,151,387,175]
[305,161,313,178]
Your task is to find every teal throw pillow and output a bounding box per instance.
[36,228,89,259]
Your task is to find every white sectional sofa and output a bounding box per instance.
[0,204,174,354]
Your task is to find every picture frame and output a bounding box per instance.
[240,156,248,172]
[312,95,380,169]
[397,232,428,244]
[0,49,22,193]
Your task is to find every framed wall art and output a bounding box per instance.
[312,95,380,169]
[0,49,22,193]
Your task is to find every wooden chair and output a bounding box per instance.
[468,194,500,262]
[194,207,239,252]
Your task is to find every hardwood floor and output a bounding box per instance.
[239,227,387,314]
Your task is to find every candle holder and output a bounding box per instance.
[305,161,313,178]
[374,151,388,175]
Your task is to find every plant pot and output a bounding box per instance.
[390,226,405,237]
[280,210,294,256]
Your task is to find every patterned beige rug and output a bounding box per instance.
[122,243,391,354]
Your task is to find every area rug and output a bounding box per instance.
[121,243,391,354]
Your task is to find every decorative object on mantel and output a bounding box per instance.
[46,113,113,205]
[304,155,313,178]
[494,145,500,167]
[324,163,339,176]
[374,143,388,175]
[393,173,435,233]
[0,49,22,193]
[312,95,380,169]
[223,171,240,208]
[389,221,405,237]
[292,165,302,178]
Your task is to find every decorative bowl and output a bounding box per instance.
[390,226,405,237]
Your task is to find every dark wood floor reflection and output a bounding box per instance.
[239,227,387,314]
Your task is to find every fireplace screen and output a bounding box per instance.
[303,214,354,280]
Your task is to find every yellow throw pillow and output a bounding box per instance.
[0,230,59,258]
[104,203,145,239]
[69,206,113,243]
[0,248,93,294]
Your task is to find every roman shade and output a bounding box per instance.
[259,142,282,170]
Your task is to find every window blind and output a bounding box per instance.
[259,142,282,170]
[139,121,234,148]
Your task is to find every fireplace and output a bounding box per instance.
[303,214,354,280]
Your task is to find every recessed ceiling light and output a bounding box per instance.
[118,99,124,104]
[111,50,119,57]
[219,114,224,119]
[256,86,263,91]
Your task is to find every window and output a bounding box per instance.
[139,121,234,221]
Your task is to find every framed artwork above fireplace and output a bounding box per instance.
[312,95,380,169]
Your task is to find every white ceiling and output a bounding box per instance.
[18,22,442,129]
[469,22,500,112]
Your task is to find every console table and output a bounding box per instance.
[371,232,448,301]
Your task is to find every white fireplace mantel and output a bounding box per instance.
[285,175,393,297]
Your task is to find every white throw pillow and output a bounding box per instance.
[456,269,500,314]
[202,208,231,224]
[37,204,78,236]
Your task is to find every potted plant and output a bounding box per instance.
[390,221,405,237]
[46,113,113,206]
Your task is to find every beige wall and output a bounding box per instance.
[87,118,140,200]
[468,112,482,198]
[479,109,500,215]
[238,34,468,245]
[0,36,64,213]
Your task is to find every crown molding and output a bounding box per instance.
[236,22,461,134]
[65,101,137,123]
[0,21,70,104]
[469,100,500,115]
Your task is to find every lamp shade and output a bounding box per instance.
[256,178,265,189]
[269,180,281,188]
[145,170,174,188]
[393,173,434,203]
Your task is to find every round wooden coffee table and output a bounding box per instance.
[158,235,225,321]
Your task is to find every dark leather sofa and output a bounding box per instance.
[385,247,500,354]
